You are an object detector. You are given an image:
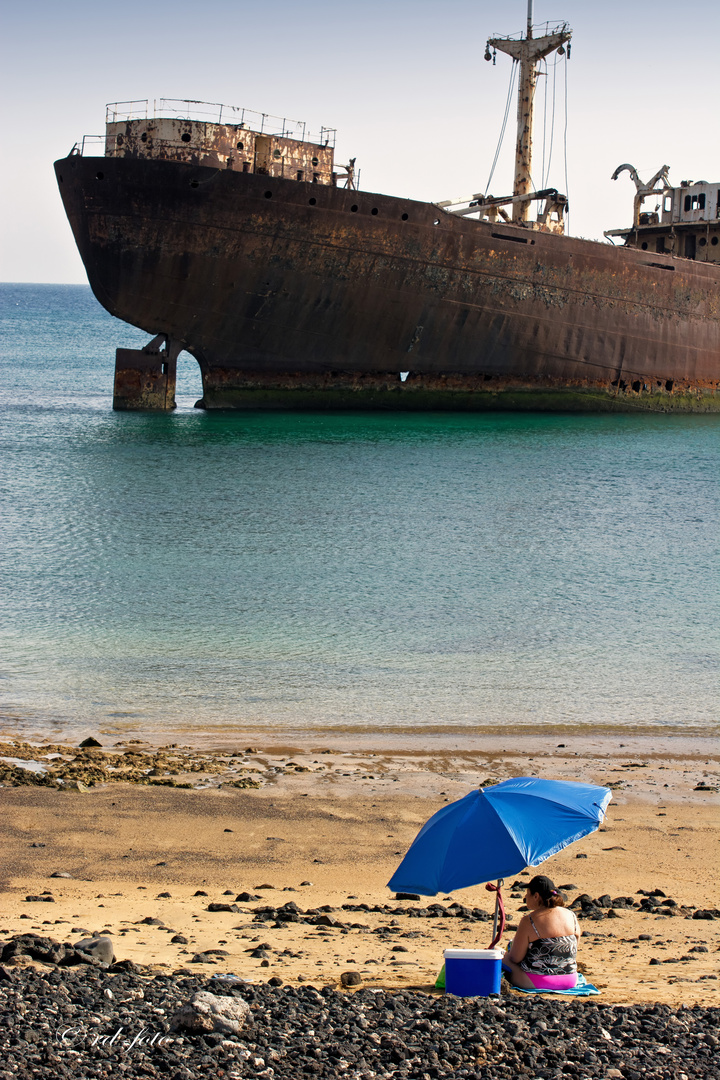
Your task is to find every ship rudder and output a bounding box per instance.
[113,335,181,411]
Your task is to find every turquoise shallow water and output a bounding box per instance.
[1,284,718,738]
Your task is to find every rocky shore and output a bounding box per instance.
[0,959,717,1080]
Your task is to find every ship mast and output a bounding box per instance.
[487,2,571,223]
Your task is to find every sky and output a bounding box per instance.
[2,0,719,283]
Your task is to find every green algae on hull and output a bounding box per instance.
[197,386,720,412]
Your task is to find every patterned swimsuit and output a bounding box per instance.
[519,913,579,989]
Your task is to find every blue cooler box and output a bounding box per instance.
[443,948,503,997]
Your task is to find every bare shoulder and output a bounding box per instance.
[515,912,533,937]
[563,906,581,936]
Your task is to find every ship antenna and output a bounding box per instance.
[487,5,571,223]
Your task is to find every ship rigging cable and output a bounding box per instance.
[485,58,518,196]
[563,50,570,231]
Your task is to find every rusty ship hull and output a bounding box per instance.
[55,153,720,411]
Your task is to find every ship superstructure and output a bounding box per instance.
[606,164,720,262]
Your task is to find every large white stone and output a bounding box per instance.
[170,991,252,1035]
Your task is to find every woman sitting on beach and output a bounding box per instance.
[502,875,580,990]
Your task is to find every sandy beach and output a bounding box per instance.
[1,732,717,1008]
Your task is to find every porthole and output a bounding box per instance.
[311,157,319,166]
[401,212,409,221]
[308,197,317,206]
[712,236,719,246]
[181,132,191,143]
[641,241,648,250]
[433,219,440,226]
[371,207,378,215]
[141,132,147,143]
[699,236,707,246]
[117,134,124,146]
[95,171,104,180]
[273,148,282,158]
[351,204,358,212]
[237,141,244,151]
[264,190,273,199]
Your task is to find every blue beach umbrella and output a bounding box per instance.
[388,776,612,898]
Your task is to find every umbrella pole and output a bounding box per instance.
[486,878,506,949]
[491,878,501,942]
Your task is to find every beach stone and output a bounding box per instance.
[395,893,421,901]
[341,971,362,987]
[207,903,239,913]
[50,871,72,878]
[315,914,343,927]
[24,895,55,903]
[79,737,102,747]
[170,990,252,1035]
[171,934,189,944]
[236,892,261,902]
[692,909,716,920]
[74,936,114,964]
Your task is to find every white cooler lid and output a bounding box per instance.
[443,949,504,959]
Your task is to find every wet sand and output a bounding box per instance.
[1,734,718,1006]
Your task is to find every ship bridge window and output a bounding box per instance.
[237,142,244,151]
[273,149,282,158]
[664,195,672,213]
[684,193,705,212]
[311,157,319,166]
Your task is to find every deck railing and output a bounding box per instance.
[104,98,336,148]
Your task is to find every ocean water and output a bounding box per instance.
[1,283,718,740]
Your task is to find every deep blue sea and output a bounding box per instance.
[1,283,718,740]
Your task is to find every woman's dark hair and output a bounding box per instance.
[527,874,566,908]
